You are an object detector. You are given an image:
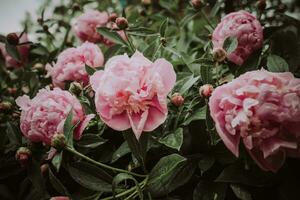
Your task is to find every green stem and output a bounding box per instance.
[173,105,184,130]
[199,10,214,30]
[65,146,147,178]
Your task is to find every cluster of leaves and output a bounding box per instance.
[1,0,300,200]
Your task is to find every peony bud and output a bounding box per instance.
[15,147,31,167]
[7,87,17,95]
[51,133,66,151]
[0,101,12,112]
[142,0,151,5]
[69,82,83,96]
[199,84,214,97]
[116,17,128,30]
[50,197,70,200]
[171,93,184,107]
[160,37,167,46]
[191,0,203,10]
[37,18,43,25]
[256,0,266,11]
[6,33,19,46]
[109,13,118,22]
[72,3,80,11]
[212,47,227,63]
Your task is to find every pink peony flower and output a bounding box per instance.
[0,32,30,68]
[212,11,263,65]
[46,42,104,88]
[90,51,176,139]
[209,69,300,172]
[16,87,94,145]
[73,10,126,46]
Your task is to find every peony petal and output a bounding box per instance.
[90,70,104,91]
[127,110,149,140]
[15,95,31,110]
[74,114,95,140]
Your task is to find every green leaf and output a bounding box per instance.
[63,109,78,148]
[5,43,21,61]
[198,155,215,173]
[200,65,212,84]
[48,167,70,196]
[182,105,207,126]
[193,181,227,200]
[27,159,47,198]
[6,122,22,146]
[267,54,289,72]
[223,37,238,54]
[68,162,113,192]
[159,18,169,37]
[111,141,130,163]
[123,131,148,169]
[112,173,143,199]
[76,134,107,149]
[97,27,128,46]
[85,65,97,76]
[159,128,183,151]
[230,184,252,200]
[51,152,63,172]
[148,154,188,197]
[179,75,200,94]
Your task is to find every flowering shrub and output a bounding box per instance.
[0,0,300,200]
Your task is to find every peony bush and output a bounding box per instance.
[0,0,300,199]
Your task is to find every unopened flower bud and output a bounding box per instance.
[160,37,167,46]
[6,33,19,46]
[15,147,31,167]
[116,17,128,30]
[142,0,151,5]
[0,101,12,112]
[109,13,118,22]
[51,133,66,151]
[199,84,214,97]
[7,87,17,95]
[69,82,83,96]
[72,3,81,11]
[171,93,184,107]
[33,63,44,71]
[37,18,43,25]
[212,48,227,63]
[256,0,266,11]
[191,0,203,10]
[50,197,70,200]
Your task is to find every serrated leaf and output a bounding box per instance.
[85,65,97,75]
[97,27,128,46]
[159,128,183,151]
[68,162,113,192]
[223,37,238,54]
[267,54,289,72]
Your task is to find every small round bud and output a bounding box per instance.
[109,13,118,22]
[142,0,151,5]
[191,0,202,10]
[6,33,19,46]
[116,17,128,30]
[33,63,44,71]
[50,197,70,200]
[160,37,167,46]
[0,101,12,112]
[69,82,83,96]
[72,3,81,11]
[212,48,227,63]
[43,25,49,32]
[15,147,31,167]
[51,133,66,151]
[171,93,184,107]
[7,87,17,95]
[256,0,266,11]
[199,84,214,98]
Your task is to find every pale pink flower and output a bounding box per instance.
[212,11,263,65]
[0,33,30,68]
[209,69,300,172]
[16,87,94,145]
[90,51,176,139]
[46,42,104,88]
[73,9,126,46]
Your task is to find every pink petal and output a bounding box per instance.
[127,110,149,140]
[74,114,95,140]
[15,95,31,110]
[101,112,131,131]
[90,70,104,91]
